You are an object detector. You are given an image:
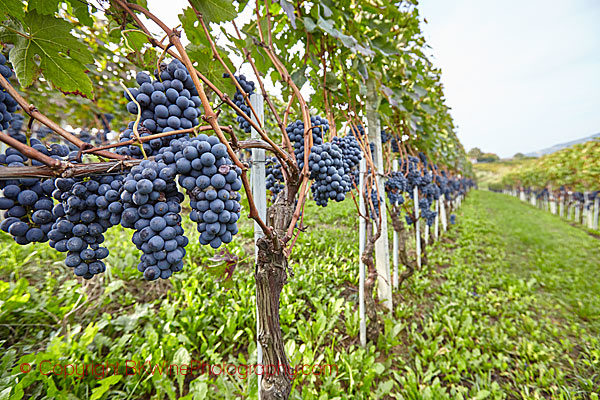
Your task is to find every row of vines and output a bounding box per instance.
[0,0,474,398]
[491,139,599,231]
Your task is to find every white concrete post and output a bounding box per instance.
[440,197,447,232]
[593,197,599,231]
[250,94,266,398]
[358,158,366,346]
[434,200,439,240]
[366,77,392,311]
[392,160,399,289]
[559,195,564,217]
[414,186,421,268]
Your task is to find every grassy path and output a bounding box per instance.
[0,190,598,399]
[397,190,600,399]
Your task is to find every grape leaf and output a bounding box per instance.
[179,7,210,49]
[189,0,236,23]
[0,10,94,97]
[291,68,307,89]
[66,0,94,27]
[279,0,296,28]
[0,0,24,20]
[303,16,316,32]
[27,0,60,15]
[186,44,235,94]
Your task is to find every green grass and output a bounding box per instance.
[0,190,598,399]
[474,159,534,189]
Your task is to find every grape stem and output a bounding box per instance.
[119,81,148,159]
[81,125,235,153]
[0,132,64,170]
[0,159,144,179]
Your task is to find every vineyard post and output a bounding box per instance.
[593,196,599,230]
[440,197,447,232]
[358,158,367,346]
[424,213,429,246]
[559,194,564,217]
[520,189,527,202]
[584,193,590,227]
[587,200,594,229]
[530,192,536,207]
[413,186,421,268]
[249,93,266,398]
[392,159,399,289]
[434,199,439,241]
[366,77,392,311]
[575,197,580,223]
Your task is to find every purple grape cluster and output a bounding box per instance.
[230,74,256,133]
[0,136,69,244]
[118,59,202,157]
[0,54,18,131]
[308,142,352,206]
[331,134,362,186]
[385,172,407,205]
[120,160,187,280]
[265,156,284,199]
[267,116,359,206]
[47,175,124,279]
[155,134,242,249]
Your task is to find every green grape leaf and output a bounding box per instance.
[291,68,307,89]
[66,0,94,27]
[27,0,60,15]
[0,0,24,20]
[189,0,236,23]
[279,0,296,29]
[186,44,235,94]
[0,10,94,97]
[179,7,210,49]
[303,16,316,32]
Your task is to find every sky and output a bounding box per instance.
[141,0,600,158]
[418,0,600,157]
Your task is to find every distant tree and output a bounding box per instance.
[478,153,500,163]
[513,152,526,159]
[468,147,483,158]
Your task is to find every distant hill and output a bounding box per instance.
[525,133,600,157]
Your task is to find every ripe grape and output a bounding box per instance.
[0,53,18,131]
[155,134,242,249]
[118,59,202,158]
[48,174,123,279]
[120,159,187,280]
